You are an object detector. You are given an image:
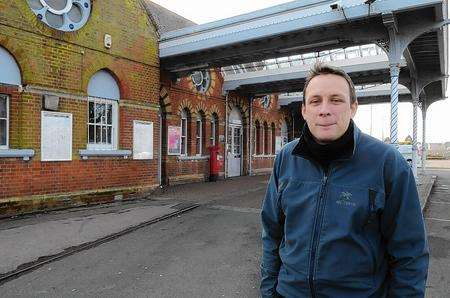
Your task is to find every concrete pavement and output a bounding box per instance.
[0,169,436,285]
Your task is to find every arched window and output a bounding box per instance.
[87,70,120,150]
[180,108,189,156]
[255,120,261,155]
[271,123,276,155]
[0,94,8,149]
[0,46,21,149]
[196,111,205,155]
[263,122,269,155]
[0,46,21,86]
[210,113,219,146]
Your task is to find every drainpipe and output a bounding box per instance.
[224,92,229,179]
[249,96,253,176]
[158,109,162,186]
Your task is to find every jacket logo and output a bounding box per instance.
[336,191,356,207]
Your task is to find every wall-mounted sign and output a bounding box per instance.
[41,111,72,161]
[133,121,153,160]
[168,126,182,155]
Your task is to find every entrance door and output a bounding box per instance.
[227,124,242,177]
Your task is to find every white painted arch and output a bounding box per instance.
[228,106,242,125]
[87,70,120,100]
[0,46,21,86]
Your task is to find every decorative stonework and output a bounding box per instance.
[192,101,208,117]
[27,0,91,32]
[177,99,194,115]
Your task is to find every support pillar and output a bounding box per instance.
[411,100,419,179]
[389,64,401,148]
[421,103,427,173]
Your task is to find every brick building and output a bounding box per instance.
[0,1,292,216]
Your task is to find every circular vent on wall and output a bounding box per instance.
[190,70,211,94]
[27,0,91,32]
[260,95,271,109]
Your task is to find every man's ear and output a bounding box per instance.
[301,102,306,118]
[350,100,358,118]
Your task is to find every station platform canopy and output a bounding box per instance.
[159,0,448,105]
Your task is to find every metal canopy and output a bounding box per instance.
[223,55,409,95]
[159,0,447,105]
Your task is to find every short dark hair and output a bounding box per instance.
[303,62,357,104]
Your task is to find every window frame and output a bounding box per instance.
[87,97,118,150]
[255,121,261,155]
[271,123,276,155]
[210,114,216,147]
[0,94,9,149]
[181,109,188,156]
[263,122,269,155]
[196,114,203,156]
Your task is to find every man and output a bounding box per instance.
[260,63,429,297]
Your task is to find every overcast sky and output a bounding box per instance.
[153,0,450,143]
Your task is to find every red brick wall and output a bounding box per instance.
[251,95,289,173]
[161,69,226,184]
[0,1,161,210]
[161,74,291,181]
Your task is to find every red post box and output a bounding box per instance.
[209,145,222,182]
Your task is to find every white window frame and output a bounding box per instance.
[181,110,188,156]
[87,97,118,150]
[196,115,203,156]
[210,114,218,146]
[252,125,256,155]
[263,123,268,155]
[255,122,261,155]
[0,94,9,149]
[210,119,215,146]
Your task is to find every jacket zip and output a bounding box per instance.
[308,168,330,298]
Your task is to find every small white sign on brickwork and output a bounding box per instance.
[133,120,153,159]
[41,111,72,161]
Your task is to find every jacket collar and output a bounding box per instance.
[292,119,361,162]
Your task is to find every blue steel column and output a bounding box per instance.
[389,64,400,147]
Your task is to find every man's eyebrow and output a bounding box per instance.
[329,93,346,98]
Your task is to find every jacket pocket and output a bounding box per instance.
[316,185,384,287]
[363,188,383,276]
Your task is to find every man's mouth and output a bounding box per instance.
[317,123,336,127]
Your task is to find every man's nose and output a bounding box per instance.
[318,102,332,116]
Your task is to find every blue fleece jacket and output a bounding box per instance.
[261,125,429,298]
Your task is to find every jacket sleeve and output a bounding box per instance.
[260,153,284,298]
[381,154,429,297]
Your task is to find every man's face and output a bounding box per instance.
[301,74,358,144]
